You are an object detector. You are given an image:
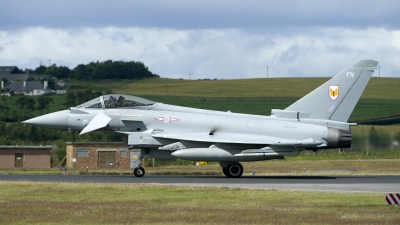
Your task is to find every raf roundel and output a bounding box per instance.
[154,116,179,123]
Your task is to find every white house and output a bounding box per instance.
[2,81,53,96]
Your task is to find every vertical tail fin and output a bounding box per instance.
[285,59,378,122]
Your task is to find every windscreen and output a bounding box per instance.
[75,94,155,109]
[76,97,102,108]
[103,94,155,108]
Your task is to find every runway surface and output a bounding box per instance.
[1,174,399,193]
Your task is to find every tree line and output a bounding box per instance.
[22,60,159,80]
[1,94,54,122]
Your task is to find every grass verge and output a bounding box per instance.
[2,159,400,176]
[0,182,398,224]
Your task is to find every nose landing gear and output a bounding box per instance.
[134,166,145,177]
[131,150,146,177]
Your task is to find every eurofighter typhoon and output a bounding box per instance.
[24,60,378,177]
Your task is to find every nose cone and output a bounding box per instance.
[23,110,69,130]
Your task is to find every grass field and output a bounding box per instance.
[2,158,400,176]
[0,182,398,224]
[66,79,133,93]
[118,77,400,99]
[136,158,400,176]
[351,124,400,136]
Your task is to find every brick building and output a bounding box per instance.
[66,142,140,169]
[0,145,51,168]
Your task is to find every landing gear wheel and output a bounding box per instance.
[134,167,145,177]
[226,163,243,178]
[222,167,229,177]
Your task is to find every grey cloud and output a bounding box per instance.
[1,0,399,31]
[243,36,276,50]
[0,27,399,79]
[325,44,352,53]
[280,45,300,63]
[287,68,304,77]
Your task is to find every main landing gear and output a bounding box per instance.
[220,162,243,178]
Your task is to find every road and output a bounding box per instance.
[1,174,399,193]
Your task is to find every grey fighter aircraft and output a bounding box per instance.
[23,60,378,177]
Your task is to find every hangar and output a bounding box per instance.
[0,145,52,168]
[66,142,141,169]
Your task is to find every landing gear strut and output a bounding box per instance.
[132,149,145,177]
[220,162,243,178]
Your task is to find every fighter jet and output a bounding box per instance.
[23,60,378,177]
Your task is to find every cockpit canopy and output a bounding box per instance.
[76,94,156,109]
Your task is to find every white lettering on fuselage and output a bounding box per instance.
[283,125,296,129]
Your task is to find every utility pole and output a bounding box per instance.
[3,94,6,122]
[48,59,51,67]
[188,73,192,80]
[378,66,380,77]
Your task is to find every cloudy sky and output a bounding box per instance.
[1,0,399,79]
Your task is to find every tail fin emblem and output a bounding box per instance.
[329,85,339,101]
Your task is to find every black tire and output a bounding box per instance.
[222,167,230,177]
[134,167,145,177]
[226,163,243,178]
